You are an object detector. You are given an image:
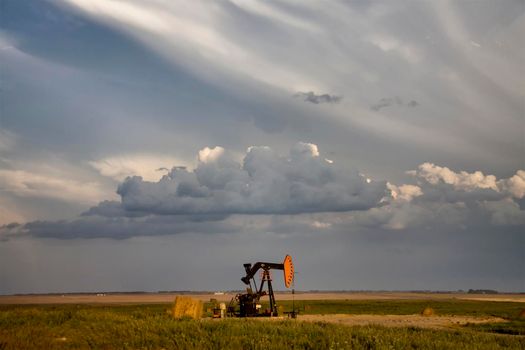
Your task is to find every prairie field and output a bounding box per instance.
[1,294,524,349]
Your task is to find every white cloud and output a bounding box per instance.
[355,163,525,230]
[89,154,190,182]
[290,142,319,158]
[470,40,481,48]
[387,183,423,202]
[63,0,171,34]
[366,34,422,63]
[500,170,525,199]
[229,0,319,33]
[311,220,332,229]
[409,163,525,201]
[412,162,499,191]
[198,147,225,164]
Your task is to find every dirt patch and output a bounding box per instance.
[459,297,525,303]
[298,314,507,330]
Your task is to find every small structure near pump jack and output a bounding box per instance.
[228,254,295,317]
[212,302,227,318]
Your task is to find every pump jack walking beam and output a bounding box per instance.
[241,262,284,285]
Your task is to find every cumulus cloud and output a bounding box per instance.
[408,163,525,201]
[500,170,525,199]
[387,183,423,202]
[115,142,386,216]
[1,153,523,239]
[294,91,342,104]
[411,163,498,191]
[353,163,525,230]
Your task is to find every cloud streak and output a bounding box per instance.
[370,97,419,111]
[294,91,343,104]
[0,169,105,204]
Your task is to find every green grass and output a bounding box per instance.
[271,299,524,319]
[466,320,525,336]
[270,299,525,336]
[0,301,523,350]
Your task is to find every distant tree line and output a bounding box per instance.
[467,289,498,294]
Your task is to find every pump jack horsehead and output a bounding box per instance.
[229,255,294,317]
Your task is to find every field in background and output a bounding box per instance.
[1,291,524,304]
[1,294,524,349]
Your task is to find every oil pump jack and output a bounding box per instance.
[229,255,294,317]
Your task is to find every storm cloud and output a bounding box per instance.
[114,142,385,216]
[1,149,523,240]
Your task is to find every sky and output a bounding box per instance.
[0,0,524,294]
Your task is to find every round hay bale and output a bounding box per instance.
[421,307,435,316]
[172,296,203,319]
[518,309,525,319]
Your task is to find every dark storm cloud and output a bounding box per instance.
[0,214,238,240]
[82,200,230,222]
[2,157,523,241]
[294,91,342,104]
[81,200,142,218]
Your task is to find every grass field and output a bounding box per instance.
[0,299,524,349]
[262,298,525,318]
